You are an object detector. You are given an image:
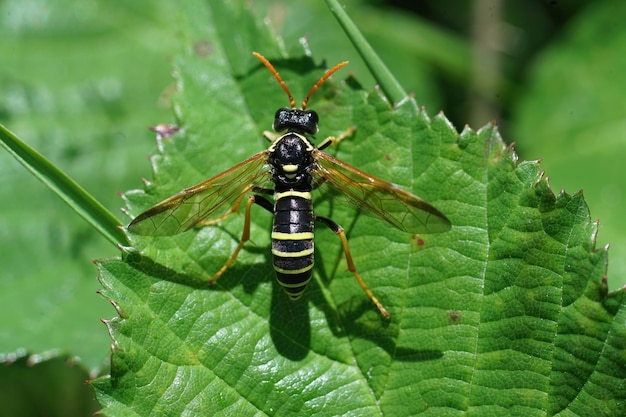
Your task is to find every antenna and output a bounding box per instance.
[253,52,296,108]
[253,52,348,110]
[301,60,348,110]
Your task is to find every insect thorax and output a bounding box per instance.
[268,133,315,191]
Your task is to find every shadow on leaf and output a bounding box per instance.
[269,282,311,361]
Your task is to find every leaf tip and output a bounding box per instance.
[394,92,416,109]
[119,207,131,220]
[149,123,180,139]
[117,244,134,255]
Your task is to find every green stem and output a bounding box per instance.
[0,123,129,247]
[325,0,407,104]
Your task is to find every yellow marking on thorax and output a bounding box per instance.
[267,133,314,152]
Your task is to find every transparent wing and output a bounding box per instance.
[312,150,451,234]
[128,151,270,236]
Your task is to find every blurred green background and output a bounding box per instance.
[1,0,623,415]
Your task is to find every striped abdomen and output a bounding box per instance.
[271,191,314,299]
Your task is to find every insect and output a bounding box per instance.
[128,52,451,318]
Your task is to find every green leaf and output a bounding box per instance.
[511,1,626,290]
[92,1,626,416]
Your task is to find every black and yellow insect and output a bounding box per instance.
[128,52,451,318]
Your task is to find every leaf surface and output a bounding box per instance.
[511,1,626,289]
[93,1,626,416]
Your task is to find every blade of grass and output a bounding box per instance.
[325,0,407,105]
[0,123,128,246]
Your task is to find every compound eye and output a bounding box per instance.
[273,108,290,131]
[305,110,319,134]
[275,108,287,119]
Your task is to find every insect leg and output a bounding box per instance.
[317,126,356,151]
[251,186,274,195]
[263,131,280,142]
[196,189,250,227]
[314,215,390,319]
[208,195,273,285]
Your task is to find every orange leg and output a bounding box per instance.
[195,191,248,227]
[315,215,390,319]
[208,195,262,285]
[317,126,356,151]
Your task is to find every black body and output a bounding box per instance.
[266,128,318,299]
